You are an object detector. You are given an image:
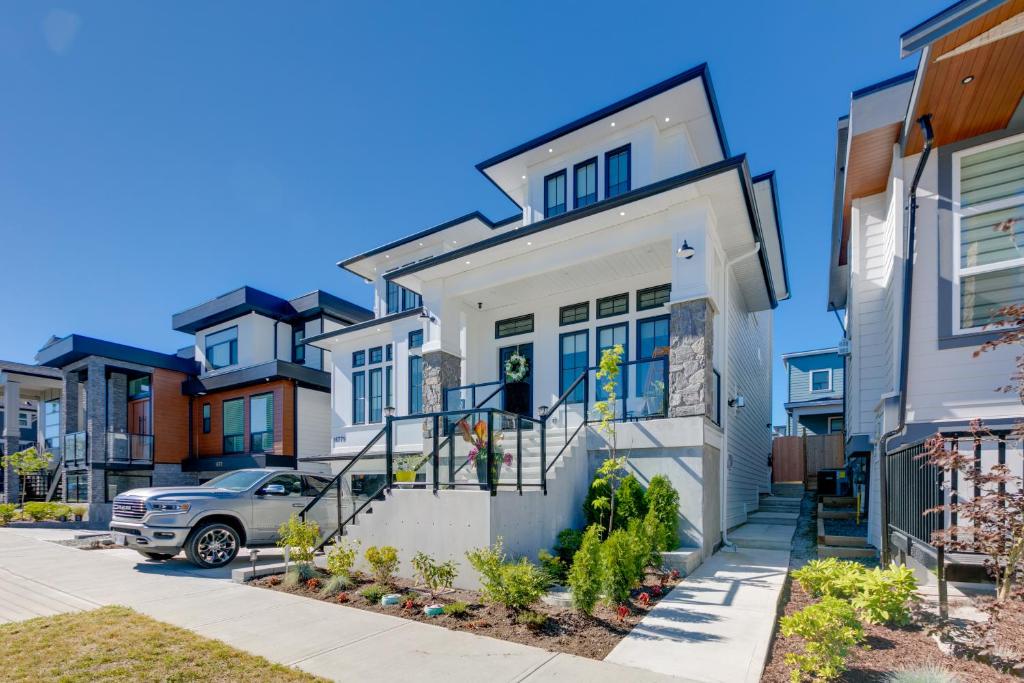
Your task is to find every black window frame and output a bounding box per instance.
[559,329,589,404]
[605,144,631,198]
[596,322,630,399]
[205,325,238,370]
[249,391,275,454]
[352,371,366,424]
[637,283,671,311]
[368,367,383,423]
[66,473,88,503]
[408,356,423,414]
[495,314,535,339]
[596,293,629,319]
[352,350,366,368]
[385,343,393,362]
[293,327,306,364]
[386,281,401,315]
[202,403,211,434]
[369,346,383,364]
[408,329,423,350]
[544,169,567,218]
[559,302,590,326]
[222,397,245,454]
[573,157,598,208]
[402,288,422,311]
[127,376,151,400]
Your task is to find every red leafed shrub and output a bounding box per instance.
[336,592,349,603]
[669,569,680,581]
[403,599,415,610]
[268,575,282,586]
[650,584,663,598]
[616,604,630,622]
[306,578,321,591]
[638,592,651,607]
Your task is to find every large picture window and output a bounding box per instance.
[545,170,567,218]
[369,368,383,423]
[559,330,588,404]
[574,158,598,208]
[605,145,631,198]
[408,356,423,414]
[352,372,366,424]
[205,326,238,370]
[222,398,245,453]
[387,282,422,314]
[955,135,1024,331]
[250,393,274,453]
[636,315,669,405]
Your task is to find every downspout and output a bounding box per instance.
[721,241,762,551]
[829,305,847,452]
[879,114,933,564]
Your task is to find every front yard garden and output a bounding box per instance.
[0,606,324,682]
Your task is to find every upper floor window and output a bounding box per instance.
[352,350,365,367]
[385,344,393,361]
[387,282,422,315]
[369,346,383,364]
[202,403,211,434]
[545,170,567,218]
[409,329,423,350]
[605,145,631,198]
[809,369,831,392]
[955,135,1024,331]
[559,302,589,326]
[292,328,306,364]
[495,314,534,339]
[597,293,628,318]
[574,158,598,208]
[403,288,422,310]
[205,326,238,370]
[387,282,401,315]
[637,284,671,311]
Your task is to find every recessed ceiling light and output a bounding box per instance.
[664,117,671,123]
[610,122,616,127]
[961,75,975,84]
[373,267,377,272]
[418,242,423,246]
[452,240,457,244]
[620,211,626,216]
[376,328,381,332]
[384,254,389,258]
[527,241,532,246]
[548,148,553,153]
[465,260,471,265]
[521,175,526,180]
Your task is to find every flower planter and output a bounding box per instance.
[394,471,416,485]
[423,604,443,617]
[381,594,401,606]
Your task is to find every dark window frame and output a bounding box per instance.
[352,371,366,424]
[559,302,589,326]
[637,283,671,311]
[559,329,589,404]
[596,322,630,399]
[605,144,631,198]
[636,313,671,413]
[408,356,423,414]
[385,364,393,411]
[127,376,151,400]
[385,344,393,362]
[596,293,629,319]
[66,473,88,503]
[368,367,383,423]
[352,350,366,368]
[386,281,401,315]
[369,346,383,364]
[573,157,598,208]
[544,169,567,218]
[249,391,275,454]
[205,325,238,370]
[222,397,245,454]
[293,327,306,364]
[408,329,423,350]
[202,403,211,434]
[495,314,535,339]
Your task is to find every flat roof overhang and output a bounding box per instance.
[182,360,329,395]
[304,307,424,348]
[36,335,199,374]
[172,287,372,334]
[387,156,785,312]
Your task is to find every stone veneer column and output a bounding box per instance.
[84,360,108,513]
[421,350,461,414]
[669,298,714,418]
[2,380,20,503]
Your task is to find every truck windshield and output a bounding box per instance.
[201,471,267,491]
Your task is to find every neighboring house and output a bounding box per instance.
[33,287,371,523]
[305,63,790,580]
[782,348,844,436]
[1,361,63,504]
[827,0,1024,551]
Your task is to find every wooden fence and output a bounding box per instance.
[772,434,844,487]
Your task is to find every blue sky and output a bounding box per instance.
[0,1,946,425]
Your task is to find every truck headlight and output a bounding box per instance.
[146,501,190,512]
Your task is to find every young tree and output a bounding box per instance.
[591,344,628,535]
[1,447,52,506]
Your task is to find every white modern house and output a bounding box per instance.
[305,64,789,581]
[827,0,1024,554]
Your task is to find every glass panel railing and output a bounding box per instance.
[63,431,87,469]
[106,433,154,464]
[443,381,503,412]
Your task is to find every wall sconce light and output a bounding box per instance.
[677,240,696,260]
[385,406,396,418]
[538,405,549,419]
[728,395,746,409]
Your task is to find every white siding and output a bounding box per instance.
[194,313,276,374]
[296,387,331,458]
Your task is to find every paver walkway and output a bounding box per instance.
[0,528,688,682]
[606,547,790,682]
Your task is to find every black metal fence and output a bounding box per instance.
[886,440,944,546]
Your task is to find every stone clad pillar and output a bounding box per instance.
[2,379,21,503]
[422,351,461,413]
[669,299,714,418]
[84,360,108,514]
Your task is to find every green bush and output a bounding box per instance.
[537,549,566,586]
[627,516,659,569]
[515,610,548,630]
[0,503,16,526]
[600,528,646,604]
[583,474,648,533]
[442,601,470,618]
[583,479,613,531]
[282,563,318,588]
[466,539,547,612]
[23,502,56,522]
[364,546,400,586]
[644,475,680,552]
[791,558,865,599]
[780,596,865,682]
[319,574,352,597]
[411,551,457,599]
[359,584,387,604]
[276,514,320,565]
[568,525,603,614]
[851,563,918,625]
[325,539,359,578]
[554,528,583,565]
[69,504,87,520]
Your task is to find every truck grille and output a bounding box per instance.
[112,496,146,520]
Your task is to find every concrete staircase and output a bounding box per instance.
[727,485,803,551]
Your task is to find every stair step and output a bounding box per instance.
[729,523,796,551]
[818,545,877,559]
[748,511,799,525]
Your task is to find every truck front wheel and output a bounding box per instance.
[184,522,240,568]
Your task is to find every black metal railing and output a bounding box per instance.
[106,432,154,464]
[444,381,504,412]
[886,440,944,547]
[64,431,88,469]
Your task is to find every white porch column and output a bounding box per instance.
[420,283,465,413]
[2,379,21,503]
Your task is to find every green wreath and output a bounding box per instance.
[504,353,529,383]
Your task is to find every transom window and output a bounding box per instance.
[637,284,671,311]
[352,350,365,367]
[597,293,629,318]
[369,346,383,364]
[810,369,831,392]
[954,134,1024,331]
[545,170,567,218]
[128,376,150,399]
[574,158,598,208]
[205,326,238,370]
[495,314,534,339]
[605,145,631,198]
[559,302,589,326]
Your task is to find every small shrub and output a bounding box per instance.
[792,558,865,599]
[276,514,320,565]
[411,551,457,599]
[615,475,648,527]
[515,610,548,630]
[365,545,400,586]
[554,528,583,565]
[583,479,613,532]
[0,503,17,526]
[627,516,659,569]
[305,578,321,591]
[320,574,351,597]
[466,539,547,612]
[326,539,359,578]
[885,665,960,683]
[69,504,87,520]
[644,475,680,552]
[537,549,566,586]
[282,563,318,588]
[442,601,470,618]
[851,563,918,625]
[600,528,646,604]
[22,502,55,522]
[359,584,387,604]
[336,591,350,603]
[780,596,865,682]
[568,525,603,615]
[267,575,282,587]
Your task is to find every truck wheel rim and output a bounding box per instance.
[197,528,235,565]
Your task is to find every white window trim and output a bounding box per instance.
[951,131,1024,334]
[808,368,832,393]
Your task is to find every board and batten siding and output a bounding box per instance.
[724,269,773,530]
[296,387,331,458]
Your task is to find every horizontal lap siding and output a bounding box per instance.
[192,379,295,457]
[152,368,190,464]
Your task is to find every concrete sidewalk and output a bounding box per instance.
[605,547,790,683]
[0,528,686,682]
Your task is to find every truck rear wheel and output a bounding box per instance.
[184,522,240,568]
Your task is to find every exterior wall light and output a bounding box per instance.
[677,240,696,259]
[385,406,396,418]
[728,395,746,409]
[538,405,549,418]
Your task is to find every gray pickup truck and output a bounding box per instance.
[109,468,338,568]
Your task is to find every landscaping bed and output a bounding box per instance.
[251,566,681,660]
[822,517,867,538]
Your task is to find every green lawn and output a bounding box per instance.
[0,606,327,682]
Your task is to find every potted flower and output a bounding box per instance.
[503,352,530,416]
[394,456,417,485]
[456,419,512,491]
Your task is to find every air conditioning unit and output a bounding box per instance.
[837,338,852,356]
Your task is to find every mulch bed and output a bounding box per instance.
[761,581,1018,682]
[251,568,680,660]
[823,517,867,538]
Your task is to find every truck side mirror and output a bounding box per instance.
[258,484,287,496]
